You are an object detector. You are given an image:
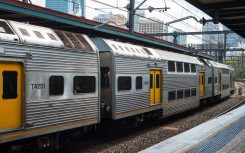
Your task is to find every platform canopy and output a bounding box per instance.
[186,0,245,38]
[0,0,213,59]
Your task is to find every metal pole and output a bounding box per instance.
[223,33,227,61]
[129,0,135,34]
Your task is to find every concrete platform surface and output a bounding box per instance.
[139,104,245,153]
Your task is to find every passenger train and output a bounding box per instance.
[0,19,235,151]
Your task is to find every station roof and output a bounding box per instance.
[0,0,213,59]
[185,0,245,38]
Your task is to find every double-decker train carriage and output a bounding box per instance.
[0,19,100,145]
[92,38,203,120]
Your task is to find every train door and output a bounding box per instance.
[150,69,161,105]
[199,72,205,95]
[0,63,22,130]
[218,73,221,91]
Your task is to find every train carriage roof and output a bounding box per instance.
[154,49,203,65]
[92,38,203,65]
[209,60,234,70]
[8,20,64,48]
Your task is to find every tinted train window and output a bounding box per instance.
[118,76,131,91]
[19,28,30,36]
[156,74,160,88]
[168,90,176,101]
[34,31,44,39]
[47,33,57,41]
[215,77,217,83]
[0,21,15,34]
[191,64,196,73]
[101,67,110,89]
[185,89,190,98]
[74,34,94,51]
[136,76,142,90]
[168,61,175,72]
[208,77,212,84]
[184,63,190,73]
[191,88,197,97]
[177,62,183,72]
[74,76,95,93]
[49,76,64,96]
[150,74,153,89]
[2,71,17,99]
[177,90,183,99]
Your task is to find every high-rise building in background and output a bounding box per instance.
[138,17,166,39]
[133,10,146,32]
[167,29,187,46]
[93,13,112,23]
[46,0,86,17]
[202,23,220,50]
[93,13,127,28]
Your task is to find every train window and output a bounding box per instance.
[54,30,73,48]
[191,88,197,97]
[119,46,124,51]
[168,61,175,72]
[0,21,15,34]
[150,74,153,89]
[74,76,96,93]
[112,44,118,50]
[168,90,176,101]
[135,48,141,53]
[125,47,130,52]
[64,32,85,50]
[177,62,183,73]
[49,76,64,96]
[191,64,196,73]
[208,77,212,84]
[75,34,94,51]
[184,63,190,73]
[156,74,160,88]
[185,89,190,98]
[177,90,184,99]
[118,76,131,91]
[130,47,136,53]
[2,71,17,99]
[47,33,58,41]
[136,76,143,90]
[215,77,217,83]
[143,48,153,55]
[33,31,44,39]
[101,67,110,89]
[19,28,30,36]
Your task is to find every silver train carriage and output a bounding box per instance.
[92,38,203,120]
[0,19,100,144]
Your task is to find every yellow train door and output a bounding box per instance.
[199,72,205,95]
[218,73,221,91]
[150,70,161,105]
[0,63,22,130]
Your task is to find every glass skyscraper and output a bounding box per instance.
[46,0,85,17]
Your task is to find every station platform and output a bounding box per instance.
[140,104,245,153]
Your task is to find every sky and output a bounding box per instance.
[29,0,216,44]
